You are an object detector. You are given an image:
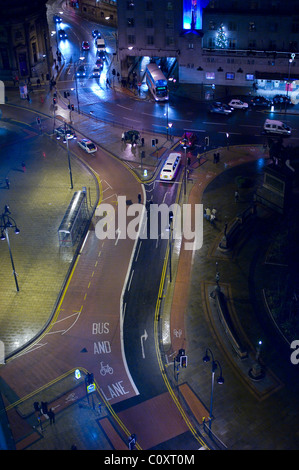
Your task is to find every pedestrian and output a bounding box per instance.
[21,161,26,172]
[138,193,141,204]
[197,152,201,165]
[36,78,41,88]
[41,73,44,82]
[213,152,217,164]
[26,93,30,103]
[5,178,10,189]
[98,402,102,414]
[33,401,40,413]
[205,208,211,220]
[210,213,216,224]
[41,401,48,415]
[48,408,55,424]
[234,190,239,203]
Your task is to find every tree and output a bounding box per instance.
[216,23,228,49]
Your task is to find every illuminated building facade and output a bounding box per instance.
[117,0,299,96]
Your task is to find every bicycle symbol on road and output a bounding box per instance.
[173,328,182,338]
[100,361,114,376]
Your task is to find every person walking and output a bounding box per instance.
[48,408,55,424]
[234,190,239,203]
[5,178,10,189]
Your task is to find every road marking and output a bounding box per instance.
[140,330,148,358]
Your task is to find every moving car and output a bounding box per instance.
[209,101,233,114]
[97,50,106,61]
[92,30,101,38]
[77,139,97,153]
[263,119,291,136]
[91,67,101,78]
[96,58,104,68]
[55,126,75,140]
[250,96,272,107]
[96,37,105,50]
[76,65,86,78]
[160,153,181,181]
[82,41,90,51]
[180,131,197,148]
[58,29,67,39]
[122,130,141,145]
[53,14,62,23]
[228,99,249,109]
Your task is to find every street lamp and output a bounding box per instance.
[202,348,224,435]
[74,57,85,114]
[285,53,295,116]
[0,206,20,292]
[56,123,76,189]
[183,139,187,195]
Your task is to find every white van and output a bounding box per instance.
[263,119,291,136]
[96,37,105,50]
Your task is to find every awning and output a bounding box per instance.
[255,71,299,81]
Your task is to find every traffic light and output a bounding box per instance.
[180,355,188,368]
[71,104,74,111]
[53,97,56,105]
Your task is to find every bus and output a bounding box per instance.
[146,63,169,101]
[160,152,181,181]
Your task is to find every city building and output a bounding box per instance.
[0,0,52,82]
[116,0,299,99]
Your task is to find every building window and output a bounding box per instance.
[246,74,255,81]
[166,36,174,46]
[146,1,153,10]
[228,38,236,49]
[249,22,256,32]
[226,72,235,80]
[248,40,256,49]
[147,35,154,45]
[127,18,134,27]
[209,21,216,30]
[127,1,134,10]
[146,17,153,28]
[206,72,215,79]
[166,1,173,10]
[127,34,135,45]
[208,37,215,48]
[228,22,236,31]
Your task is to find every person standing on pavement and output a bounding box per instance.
[234,190,239,203]
[48,408,55,424]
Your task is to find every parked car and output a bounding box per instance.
[209,101,233,114]
[76,65,86,78]
[180,131,197,148]
[250,96,272,107]
[77,139,97,153]
[263,119,291,136]
[122,130,141,144]
[228,99,249,109]
[272,94,292,106]
[55,126,75,140]
[58,29,67,39]
[91,67,101,78]
[82,41,90,51]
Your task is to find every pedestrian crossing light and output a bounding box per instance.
[180,355,188,368]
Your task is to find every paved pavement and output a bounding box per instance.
[0,69,299,451]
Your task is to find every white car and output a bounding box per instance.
[78,139,97,153]
[228,99,249,109]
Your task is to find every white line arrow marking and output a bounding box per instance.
[141,330,148,359]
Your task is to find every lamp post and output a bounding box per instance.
[0,206,20,292]
[56,122,76,189]
[74,57,85,114]
[202,348,224,436]
[285,53,295,116]
[183,139,187,195]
